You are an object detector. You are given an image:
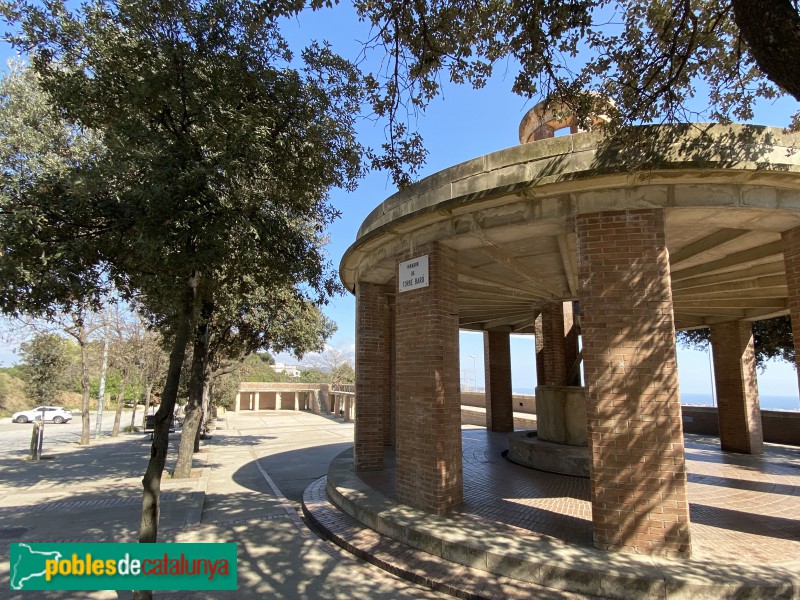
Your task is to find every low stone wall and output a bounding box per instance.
[461,406,536,430]
[682,406,800,446]
[460,391,536,414]
[240,382,330,393]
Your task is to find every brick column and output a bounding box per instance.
[710,321,764,454]
[355,282,394,472]
[782,226,800,394]
[396,243,462,514]
[563,301,581,386]
[576,209,691,558]
[534,312,545,385]
[234,392,241,413]
[483,330,514,432]
[387,294,397,448]
[541,302,568,385]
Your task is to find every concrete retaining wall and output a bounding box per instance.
[682,406,800,446]
[461,406,536,430]
[460,391,536,414]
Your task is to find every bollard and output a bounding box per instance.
[29,421,41,461]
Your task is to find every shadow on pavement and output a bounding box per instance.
[232,441,352,502]
[0,434,218,492]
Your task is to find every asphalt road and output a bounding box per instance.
[0,409,143,455]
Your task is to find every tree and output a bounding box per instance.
[7,303,105,444]
[18,333,70,402]
[307,346,355,384]
[53,305,104,445]
[133,327,168,432]
[0,59,111,443]
[3,2,363,584]
[107,302,140,438]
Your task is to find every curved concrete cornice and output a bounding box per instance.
[355,124,800,240]
[341,124,800,331]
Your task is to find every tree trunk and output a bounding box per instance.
[173,302,212,478]
[141,383,152,430]
[79,338,91,446]
[195,379,212,451]
[95,334,110,438]
[733,0,800,101]
[133,285,196,600]
[112,368,128,437]
[129,380,139,431]
[176,400,202,477]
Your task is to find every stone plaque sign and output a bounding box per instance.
[399,255,429,292]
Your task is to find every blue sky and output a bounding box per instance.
[1,3,798,408]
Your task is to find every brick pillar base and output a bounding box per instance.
[396,243,462,514]
[710,321,764,454]
[782,226,800,395]
[576,209,691,558]
[355,282,394,471]
[484,330,514,432]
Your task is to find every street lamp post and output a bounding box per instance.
[469,354,477,391]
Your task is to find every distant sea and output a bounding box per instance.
[511,389,800,411]
[680,392,800,411]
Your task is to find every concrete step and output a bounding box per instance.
[302,475,591,599]
[323,449,799,600]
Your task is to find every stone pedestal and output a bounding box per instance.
[536,386,587,446]
[507,385,589,478]
[507,432,590,478]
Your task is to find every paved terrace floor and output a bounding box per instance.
[357,426,800,563]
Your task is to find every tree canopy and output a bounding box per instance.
[0,61,107,316]
[353,0,800,183]
[19,332,70,401]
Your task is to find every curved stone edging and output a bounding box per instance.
[327,449,799,600]
[506,434,590,478]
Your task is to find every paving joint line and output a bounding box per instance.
[247,444,310,535]
[0,491,188,515]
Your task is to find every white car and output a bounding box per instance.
[12,406,73,424]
